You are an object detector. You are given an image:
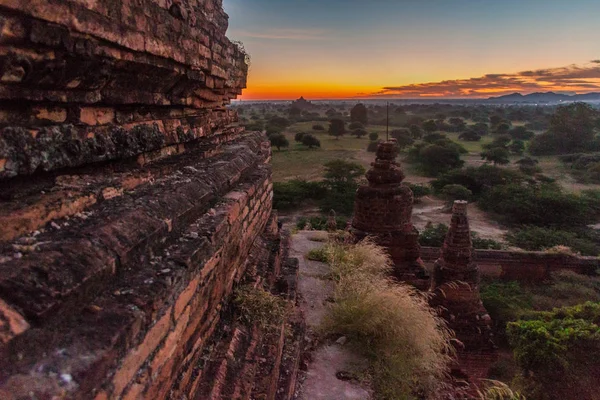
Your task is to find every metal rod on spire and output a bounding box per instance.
[386,102,389,141]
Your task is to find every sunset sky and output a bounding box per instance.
[224,0,600,100]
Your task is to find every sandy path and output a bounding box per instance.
[412,196,509,242]
[290,230,372,400]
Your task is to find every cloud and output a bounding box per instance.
[231,28,329,41]
[374,61,600,98]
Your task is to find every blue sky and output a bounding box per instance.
[224,0,600,99]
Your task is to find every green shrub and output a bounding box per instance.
[478,183,589,227]
[419,223,503,250]
[419,223,449,247]
[369,132,379,141]
[431,165,525,198]
[506,226,600,256]
[296,215,348,231]
[440,184,472,205]
[405,183,431,202]
[417,143,465,176]
[481,281,533,339]
[306,247,328,262]
[507,302,600,400]
[472,235,503,250]
[301,134,321,149]
[273,180,326,210]
[313,124,325,131]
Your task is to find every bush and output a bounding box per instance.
[419,223,449,247]
[296,215,348,231]
[405,183,431,202]
[306,247,328,262]
[419,223,503,250]
[273,180,326,210]
[417,144,464,176]
[321,240,452,399]
[369,132,379,141]
[507,302,600,400]
[312,124,325,131]
[481,281,534,338]
[294,131,306,142]
[349,121,364,130]
[301,134,321,149]
[269,133,289,150]
[459,130,482,141]
[367,141,379,152]
[479,183,590,227]
[506,226,599,256]
[440,184,472,205]
[351,128,368,138]
[481,147,510,165]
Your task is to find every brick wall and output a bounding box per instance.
[0,1,290,399]
[421,247,600,282]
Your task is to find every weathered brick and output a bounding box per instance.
[174,277,198,321]
[80,107,116,125]
[0,298,29,344]
[151,307,190,376]
[112,307,172,396]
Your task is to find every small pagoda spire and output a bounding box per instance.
[351,140,429,289]
[430,201,494,351]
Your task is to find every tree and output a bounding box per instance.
[410,124,423,139]
[351,128,368,138]
[516,157,540,175]
[328,119,346,139]
[294,132,306,143]
[509,126,535,141]
[471,122,489,136]
[313,124,325,131]
[390,132,414,149]
[349,121,364,130]
[441,184,472,207]
[459,130,482,141]
[530,102,599,155]
[449,117,466,132]
[484,135,512,149]
[350,103,368,125]
[481,147,510,165]
[422,119,438,133]
[323,159,365,190]
[418,144,464,176]
[490,115,502,126]
[269,134,289,151]
[369,132,379,141]
[325,108,337,118]
[301,134,321,149]
[320,160,366,215]
[288,106,302,119]
[509,140,525,155]
[495,123,511,135]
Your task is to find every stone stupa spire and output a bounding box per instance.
[351,140,429,289]
[430,201,494,355]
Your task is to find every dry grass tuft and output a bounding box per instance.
[234,285,290,329]
[320,239,453,399]
[308,231,330,242]
[477,380,526,400]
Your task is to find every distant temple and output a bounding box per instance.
[290,96,315,110]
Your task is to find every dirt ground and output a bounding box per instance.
[279,195,509,244]
[412,196,509,242]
